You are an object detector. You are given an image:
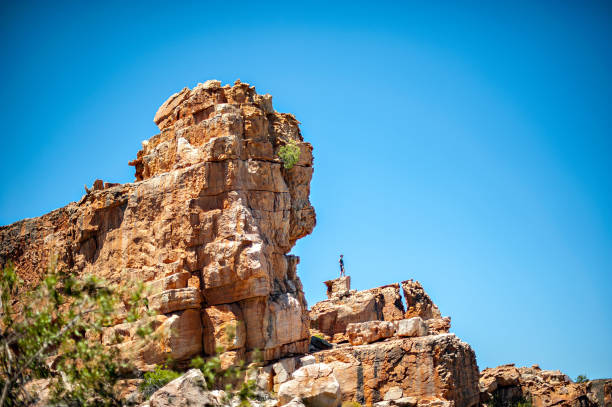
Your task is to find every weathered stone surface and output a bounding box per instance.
[201,303,246,355]
[282,397,307,407]
[148,287,202,314]
[310,290,379,340]
[278,363,341,407]
[147,368,226,407]
[383,386,404,400]
[324,277,351,299]
[313,335,480,407]
[309,284,404,342]
[424,317,451,335]
[394,317,427,338]
[364,284,405,322]
[273,357,297,391]
[401,280,441,320]
[586,379,612,407]
[395,396,418,407]
[0,80,316,364]
[346,320,395,345]
[480,364,611,407]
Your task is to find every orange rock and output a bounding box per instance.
[0,80,316,365]
[479,364,612,407]
[314,335,480,407]
[401,280,442,320]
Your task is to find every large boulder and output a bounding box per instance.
[394,317,427,338]
[346,320,395,345]
[146,369,226,407]
[278,363,341,407]
[312,334,480,407]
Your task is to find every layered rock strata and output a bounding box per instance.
[260,334,480,407]
[310,277,449,343]
[0,80,316,366]
[289,278,478,406]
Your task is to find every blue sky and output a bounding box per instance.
[1,1,611,379]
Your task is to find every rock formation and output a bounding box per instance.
[480,364,612,407]
[1,80,609,407]
[261,277,481,407]
[309,277,449,344]
[0,79,316,366]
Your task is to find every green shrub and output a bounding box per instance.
[576,374,588,383]
[139,366,182,398]
[312,333,325,340]
[487,394,533,407]
[278,141,300,169]
[0,259,154,406]
[342,401,362,407]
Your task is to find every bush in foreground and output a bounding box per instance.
[0,259,153,406]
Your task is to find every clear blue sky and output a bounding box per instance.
[1,1,611,379]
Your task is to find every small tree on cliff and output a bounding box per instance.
[0,259,154,406]
[277,140,301,169]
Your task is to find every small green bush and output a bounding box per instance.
[312,333,325,340]
[342,401,362,407]
[487,394,532,407]
[140,366,181,398]
[278,141,300,169]
[576,374,588,383]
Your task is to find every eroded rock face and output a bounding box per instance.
[310,278,445,344]
[146,369,226,407]
[0,80,316,365]
[401,280,441,320]
[480,364,611,407]
[314,335,480,407]
[278,363,341,407]
[309,279,406,341]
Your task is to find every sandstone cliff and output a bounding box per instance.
[0,79,316,366]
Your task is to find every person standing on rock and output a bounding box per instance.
[339,254,345,277]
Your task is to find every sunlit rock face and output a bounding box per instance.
[480,364,612,407]
[0,79,316,366]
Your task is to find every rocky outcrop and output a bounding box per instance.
[315,335,479,407]
[309,278,448,344]
[346,320,396,346]
[145,369,227,407]
[309,278,408,342]
[479,364,612,407]
[0,80,316,366]
[278,364,341,407]
[303,278,477,406]
[401,280,441,320]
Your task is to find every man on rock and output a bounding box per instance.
[339,254,345,277]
